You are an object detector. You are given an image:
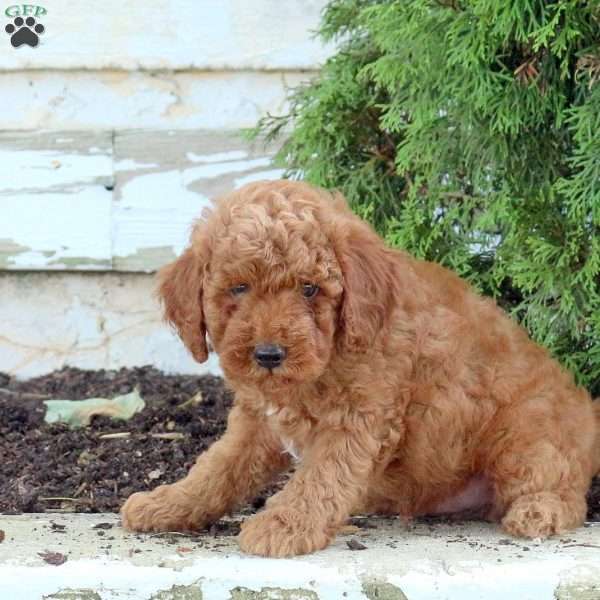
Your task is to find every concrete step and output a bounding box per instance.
[0,514,599,599]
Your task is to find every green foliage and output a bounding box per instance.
[252,0,600,395]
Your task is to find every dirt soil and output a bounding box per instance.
[0,366,276,522]
[1,366,599,524]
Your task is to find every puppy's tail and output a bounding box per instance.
[594,400,600,476]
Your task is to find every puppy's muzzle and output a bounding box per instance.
[254,344,287,370]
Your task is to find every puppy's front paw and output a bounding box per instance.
[121,485,198,532]
[238,507,332,557]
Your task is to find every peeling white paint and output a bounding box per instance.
[393,558,570,600]
[0,71,313,131]
[0,148,112,193]
[235,168,286,187]
[114,159,160,172]
[0,556,363,600]
[0,188,112,269]
[181,157,273,186]
[1,515,599,600]
[1,131,280,271]
[113,157,278,263]
[112,169,210,260]
[186,150,249,163]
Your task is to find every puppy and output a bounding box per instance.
[122,180,600,557]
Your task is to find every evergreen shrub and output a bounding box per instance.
[254,0,600,395]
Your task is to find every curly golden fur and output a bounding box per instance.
[122,180,600,557]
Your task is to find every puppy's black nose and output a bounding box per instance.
[254,344,287,369]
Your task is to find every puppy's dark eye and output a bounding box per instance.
[302,283,319,299]
[231,284,249,296]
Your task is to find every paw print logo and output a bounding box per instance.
[5,16,45,47]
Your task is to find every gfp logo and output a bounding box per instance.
[5,4,46,47]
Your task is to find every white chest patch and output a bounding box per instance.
[265,404,278,417]
[281,437,302,462]
[264,404,301,461]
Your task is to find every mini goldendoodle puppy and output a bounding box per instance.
[122,180,600,557]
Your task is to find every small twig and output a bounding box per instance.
[73,482,87,498]
[38,497,81,502]
[0,388,51,400]
[148,531,195,539]
[99,432,131,439]
[562,543,600,549]
[97,431,184,440]
[177,391,204,410]
[150,432,185,440]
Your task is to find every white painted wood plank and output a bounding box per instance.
[0,132,113,270]
[112,130,283,272]
[0,188,112,269]
[0,130,283,272]
[0,0,332,71]
[0,271,222,378]
[0,132,113,192]
[0,71,312,131]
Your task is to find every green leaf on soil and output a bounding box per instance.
[43,388,145,428]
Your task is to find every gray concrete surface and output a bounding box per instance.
[0,514,599,599]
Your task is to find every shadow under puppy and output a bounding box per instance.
[122,180,600,557]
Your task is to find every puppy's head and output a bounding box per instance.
[158,180,395,392]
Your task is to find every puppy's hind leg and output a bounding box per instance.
[483,402,593,539]
[500,490,586,539]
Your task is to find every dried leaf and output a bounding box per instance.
[44,389,145,428]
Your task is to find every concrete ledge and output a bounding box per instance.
[1,514,599,599]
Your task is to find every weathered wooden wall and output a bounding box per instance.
[0,1,331,71]
[0,71,308,131]
[0,130,281,271]
[0,0,329,273]
[0,0,330,376]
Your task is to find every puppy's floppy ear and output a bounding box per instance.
[157,247,208,363]
[334,218,396,353]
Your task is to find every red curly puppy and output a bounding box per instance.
[122,180,600,557]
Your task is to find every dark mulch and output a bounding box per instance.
[0,367,598,523]
[0,366,273,516]
[588,476,600,522]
